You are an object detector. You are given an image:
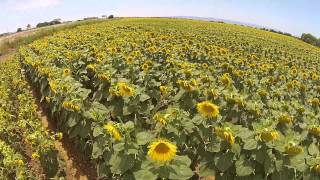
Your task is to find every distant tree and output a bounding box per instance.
[17,28,22,32]
[108,15,114,19]
[301,33,318,46]
[27,24,31,29]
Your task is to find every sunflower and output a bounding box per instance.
[147,139,177,162]
[279,75,286,81]
[313,164,320,174]
[278,114,293,124]
[63,68,71,76]
[309,125,320,136]
[141,63,150,71]
[285,142,303,156]
[215,127,235,145]
[104,123,122,141]
[153,113,168,125]
[290,68,298,76]
[197,101,219,118]
[126,56,134,64]
[159,86,168,95]
[311,73,318,80]
[220,73,232,87]
[310,98,320,106]
[202,63,208,69]
[118,82,134,97]
[258,129,279,142]
[86,64,96,72]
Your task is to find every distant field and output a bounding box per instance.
[1,18,320,179]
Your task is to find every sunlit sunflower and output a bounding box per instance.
[63,68,71,76]
[220,73,232,87]
[86,64,96,72]
[197,101,219,118]
[202,63,208,69]
[126,56,134,64]
[148,139,177,162]
[104,123,122,141]
[153,113,168,125]
[159,85,168,95]
[118,82,134,97]
[141,63,150,71]
[312,73,319,80]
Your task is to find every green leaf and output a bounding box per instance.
[136,131,154,145]
[109,153,134,174]
[93,126,104,137]
[140,94,150,102]
[172,156,191,166]
[214,152,233,172]
[235,156,254,176]
[113,142,125,152]
[308,142,319,156]
[67,116,77,127]
[134,169,157,180]
[243,139,257,150]
[237,128,254,140]
[199,162,216,177]
[92,140,104,159]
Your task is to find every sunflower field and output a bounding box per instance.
[0,58,64,179]
[15,18,320,179]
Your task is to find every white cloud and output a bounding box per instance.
[6,0,61,11]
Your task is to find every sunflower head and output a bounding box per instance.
[220,73,232,87]
[159,86,168,95]
[285,142,303,156]
[278,114,293,124]
[309,125,320,136]
[104,123,122,141]
[258,129,279,142]
[215,127,235,145]
[197,101,219,118]
[126,56,134,64]
[153,113,168,125]
[141,63,150,71]
[148,139,177,163]
[63,68,71,76]
[118,82,134,97]
[313,164,320,174]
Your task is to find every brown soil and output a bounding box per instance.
[33,89,97,180]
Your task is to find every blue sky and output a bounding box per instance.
[0,0,319,37]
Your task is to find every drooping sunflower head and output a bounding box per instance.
[197,101,219,118]
[309,125,320,136]
[258,128,279,142]
[215,127,235,145]
[153,113,168,125]
[63,68,71,76]
[103,123,122,141]
[147,139,177,163]
[118,82,134,97]
[285,142,303,156]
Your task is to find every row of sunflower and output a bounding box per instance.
[19,18,320,179]
[0,58,65,179]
